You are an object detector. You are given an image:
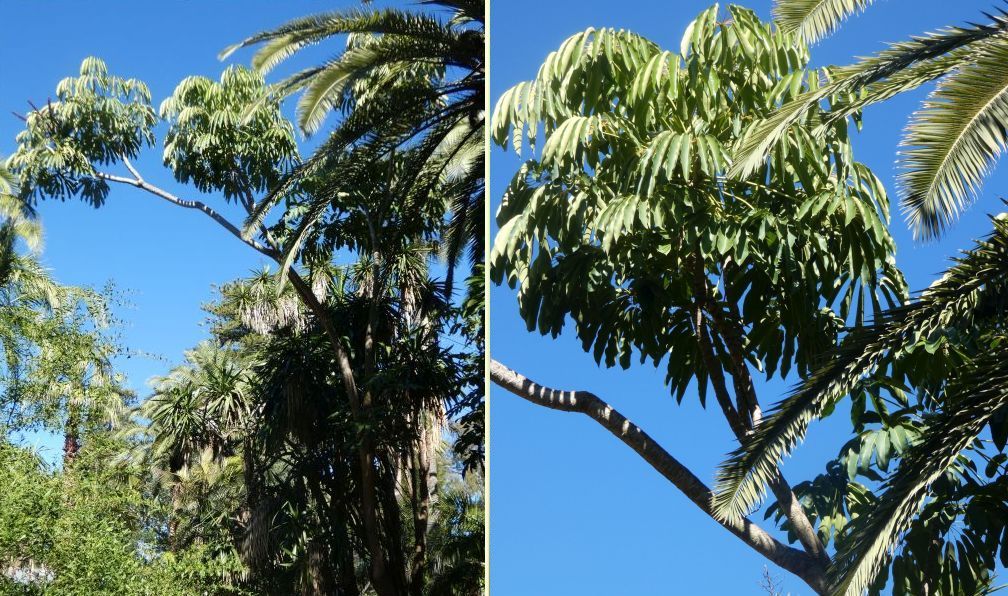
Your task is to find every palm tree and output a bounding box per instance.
[138,341,255,549]
[144,259,472,595]
[222,14,487,583]
[734,1,1008,240]
[0,161,41,285]
[143,342,255,473]
[715,213,1008,594]
[0,14,484,592]
[423,457,483,596]
[222,0,485,298]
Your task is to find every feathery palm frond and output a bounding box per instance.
[737,8,1008,240]
[828,344,1008,595]
[731,10,1008,180]
[772,0,876,44]
[227,0,484,301]
[222,1,481,135]
[222,7,469,76]
[0,161,16,195]
[0,160,41,256]
[713,214,1008,524]
[899,37,1008,239]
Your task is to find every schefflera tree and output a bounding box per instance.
[7,57,297,228]
[4,56,454,595]
[490,5,904,593]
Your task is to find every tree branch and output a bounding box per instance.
[693,303,747,437]
[692,254,828,564]
[489,360,828,594]
[704,293,829,563]
[689,254,746,436]
[120,156,144,182]
[93,171,276,258]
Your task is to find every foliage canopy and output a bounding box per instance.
[491,5,904,402]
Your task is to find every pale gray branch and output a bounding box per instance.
[94,171,276,258]
[120,156,143,182]
[489,359,828,594]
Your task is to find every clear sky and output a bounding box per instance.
[0,1,389,457]
[489,1,1008,594]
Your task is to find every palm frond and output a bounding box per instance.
[295,59,357,136]
[222,8,452,63]
[422,0,484,26]
[731,11,1008,179]
[772,0,876,44]
[232,1,484,298]
[829,346,1008,595]
[713,215,1008,523]
[899,37,1008,239]
[0,160,40,253]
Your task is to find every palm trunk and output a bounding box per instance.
[320,469,362,596]
[408,430,431,596]
[62,407,80,464]
[305,539,333,596]
[168,482,182,552]
[285,271,397,595]
[377,452,409,595]
[336,523,361,596]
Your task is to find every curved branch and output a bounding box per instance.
[489,359,828,594]
[93,171,275,257]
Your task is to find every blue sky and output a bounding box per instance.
[488,1,1008,594]
[0,1,381,457]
